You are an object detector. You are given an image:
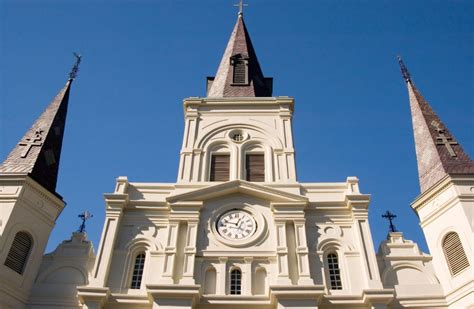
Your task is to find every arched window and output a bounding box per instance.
[327,253,342,290]
[209,145,230,181]
[443,232,470,276]
[245,145,265,182]
[230,269,242,295]
[130,253,145,289]
[4,231,33,275]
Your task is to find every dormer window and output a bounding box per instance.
[231,55,249,85]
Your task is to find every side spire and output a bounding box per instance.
[0,54,80,195]
[398,56,474,193]
[207,14,272,97]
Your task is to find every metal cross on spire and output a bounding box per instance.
[78,210,93,233]
[69,52,82,81]
[397,55,411,83]
[431,120,458,157]
[382,210,397,233]
[234,0,248,15]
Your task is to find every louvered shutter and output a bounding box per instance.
[443,232,470,276]
[246,154,265,182]
[210,155,230,181]
[4,232,33,274]
[233,60,247,84]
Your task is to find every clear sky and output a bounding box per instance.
[1,0,472,254]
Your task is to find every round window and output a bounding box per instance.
[232,133,244,142]
[228,130,248,143]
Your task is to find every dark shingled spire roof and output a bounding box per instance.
[398,57,474,193]
[207,14,272,97]
[0,79,73,194]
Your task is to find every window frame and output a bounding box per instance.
[229,268,242,295]
[209,153,231,182]
[245,153,265,182]
[130,252,146,289]
[442,232,470,277]
[4,231,33,275]
[230,56,249,85]
[326,252,343,290]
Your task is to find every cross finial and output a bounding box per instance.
[397,55,411,83]
[69,52,82,81]
[77,210,93,233]
[234,0,248,15]
[382,210,397,233]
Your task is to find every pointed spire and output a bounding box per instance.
[207,14,272,97]
[0,56,79,194]
[399,56,474,193]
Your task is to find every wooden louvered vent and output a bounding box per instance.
[443,232,470,276]
[246,154,265,182]
[233,59,247,84]
[4,231,33,274]
[210,154,230,181]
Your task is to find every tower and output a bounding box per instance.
[0,58,78,308]
[399,57,474,308]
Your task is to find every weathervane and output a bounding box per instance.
[78,210,93,233]
[397,55,411,83]
[382,210,397,233]
[69,52,82,81]
[234,0,248,15]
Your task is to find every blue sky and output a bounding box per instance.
[1,0,472,254]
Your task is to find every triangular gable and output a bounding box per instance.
[167,180,307,204]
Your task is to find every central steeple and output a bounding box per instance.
[207,13,273,97]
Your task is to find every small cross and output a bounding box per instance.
[78,210,93,233]
[19,129,44,158]
[431,121,458,157]
[382,210,397,233]
[69,52,82,80]
[234,0,248,15]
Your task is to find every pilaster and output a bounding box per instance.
[168,201,202,284]
[88,177,128,287]
[242,257,253,295]
[294,218,313,285]
[346,191,383,289]
[271,201,310,285]
[216,257,228,295]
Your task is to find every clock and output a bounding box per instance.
[216,209,256,240]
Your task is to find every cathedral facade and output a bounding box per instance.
[0,12,473,309]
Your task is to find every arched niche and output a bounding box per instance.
[204,266,217,295]
[252,267,267,295]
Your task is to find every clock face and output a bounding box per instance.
[217,210,256,240]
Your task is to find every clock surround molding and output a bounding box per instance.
[209,202,267,248]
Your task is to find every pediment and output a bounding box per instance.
[166,180,307,204]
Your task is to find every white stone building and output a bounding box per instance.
[0,12,472,309]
